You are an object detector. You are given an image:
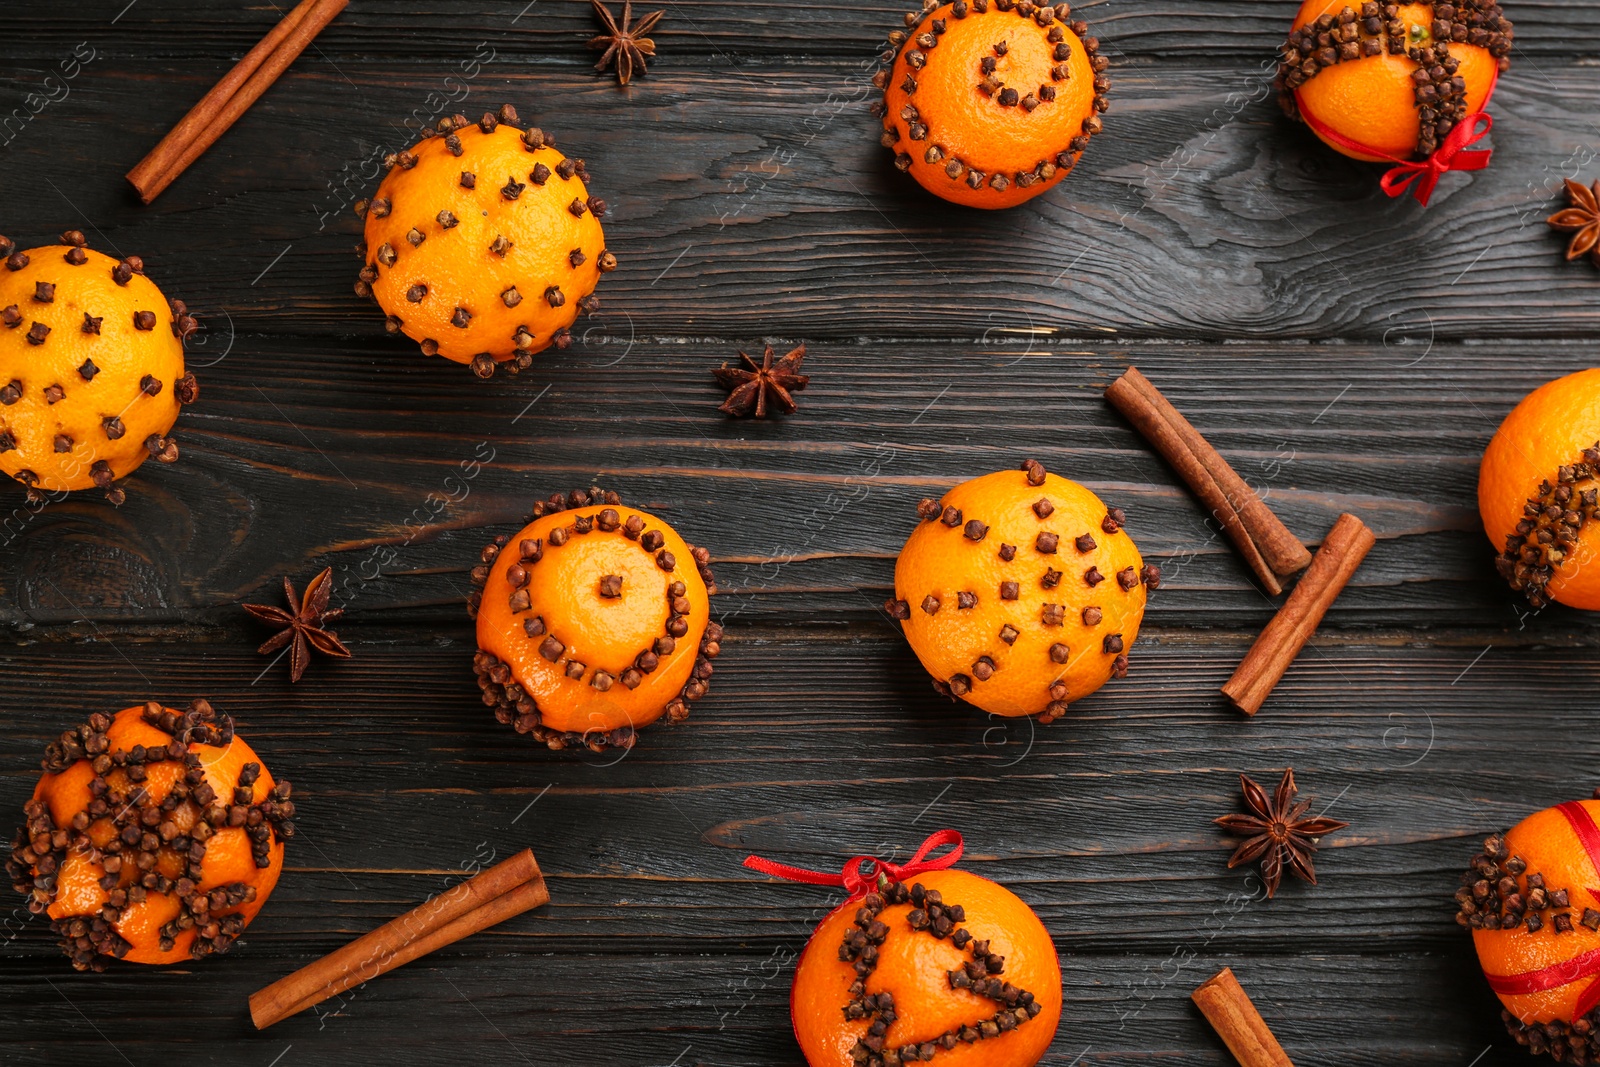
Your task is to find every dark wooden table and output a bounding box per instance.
[2,1,1597,1063]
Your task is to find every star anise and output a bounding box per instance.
[243,567,352,683]
[714,344,809,418]
[588,0,663,87]
[1213,768,1349,899]
[1549,178,1600,267]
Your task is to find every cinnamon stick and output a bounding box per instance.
[127,0,349,203]
[1105,367,1312,595]
[1191,967,1295,1067]
[249,848,547,1030]
[274,878,548,1024]
[1222,513,1375,716]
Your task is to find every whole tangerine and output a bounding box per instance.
[6,700,292,971]
[1461,801,1600,1062]
[1276,1,1511,162]
[1478,369,1600,610]
[469,486,723,752]
[357,104,614,379]
[791,869,1062,1067]
[884,459,1155,721]
[874,0,1108,208]
[0,231,198,504]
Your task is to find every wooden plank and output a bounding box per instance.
[0,337,1583,633]
[0,635,1555,1063]
[2,1,1597,1063]
[0,634,1583,941]
[2,0,1594,58]
[0,951,1514,1065]
[0,62,1595,343]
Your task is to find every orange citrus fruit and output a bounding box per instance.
[875,0,1108,208]
[1277,1,1511,162]
[7,701,292,971]
[358,104,613,378]
[885,459,1155,720]
[1478,369,1600,611]
[1463,800,1600,1059]
[0,232,197,503]
[471,487,723,752]
[792,869,1061,1067]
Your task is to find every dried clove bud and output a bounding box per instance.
[144,434,179,463]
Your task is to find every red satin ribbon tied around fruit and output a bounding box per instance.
[1294,70,1498,208]
[1483,803,1600,1019]
[743,829,964,899]
[1376,112,1494,206]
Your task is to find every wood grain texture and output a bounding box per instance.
[0,61,1596,342]
[0,634,1572,1063]
[0,0,1597,1063]
[0,338,1585,635]
[4,0,1598,57]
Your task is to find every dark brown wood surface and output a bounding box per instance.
[1,1,1595,1063]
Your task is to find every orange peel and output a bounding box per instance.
[469,486,723,752]
[885,459,1155,720]
[874,0,1108,208]
[7,701,290,971]
[357,104,613,378]
[0,232,197,503]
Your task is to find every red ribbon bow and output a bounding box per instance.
[1376,112,1494,207]
[743,829,964,899]
[1294,70,1498,208]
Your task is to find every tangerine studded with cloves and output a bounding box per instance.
[1462,800,1600,1063]
[872,0,1109,208]
[5,701,292,972]
[1275,1,1512,161]
[468,487,722,753]
[1479,369,1600,612]
[884,459,1156,721]
[355,105,615,379]
[0,231,198,504]
[790,870,1062,1067]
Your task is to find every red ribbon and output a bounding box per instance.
[1376,112,1494,206]
[743,829,964,899]
[1294,68,1498,207]
[1483,803,1600,1020]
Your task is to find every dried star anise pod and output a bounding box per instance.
[714,344,809,418]
[1214,768,1349,899]
[1549,178,1600,267]
[243,567,352,683]
[588,0,663,87]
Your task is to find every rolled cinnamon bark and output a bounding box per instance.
[126,0,319,196]
[249,848,547,1029]
[1222,513,1375,716]
[1191,967,1295,1067]
[1105,367,1311,595]
[128,0,349,203]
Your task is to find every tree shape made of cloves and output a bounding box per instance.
[839,879,1047,1066]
